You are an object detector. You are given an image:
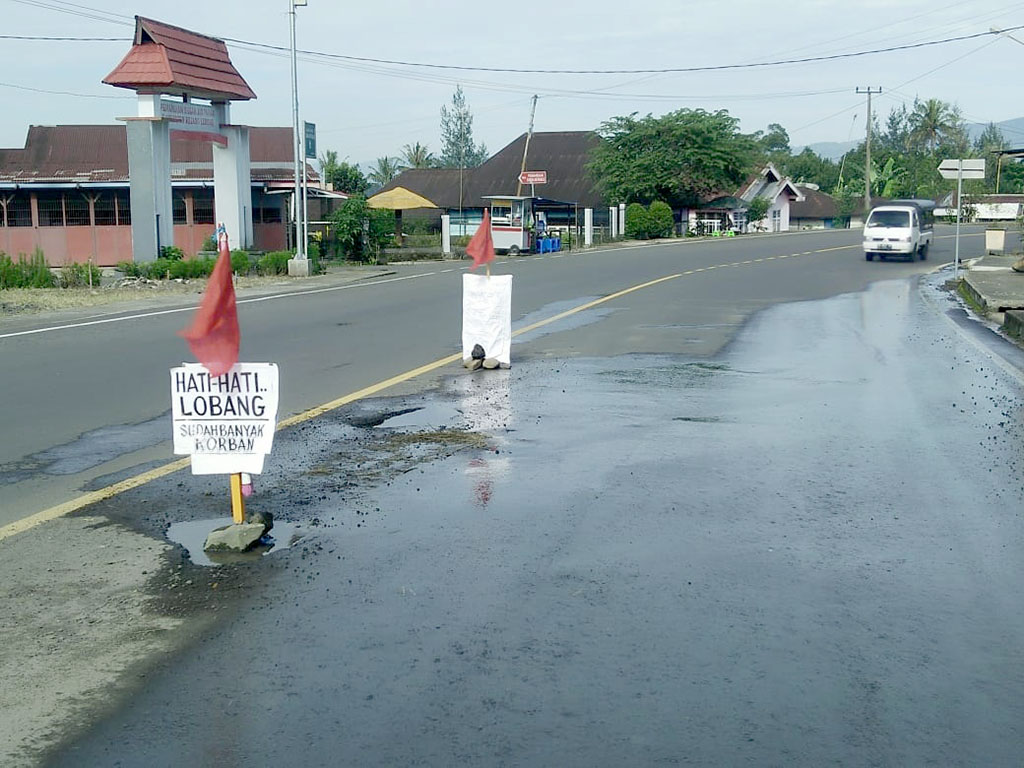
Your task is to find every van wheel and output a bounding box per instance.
[507,245,520,256]
[918,243,928,261]
[865,252,874,261]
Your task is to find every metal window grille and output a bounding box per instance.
[115,194,131,225]
[4,194,31,227]
[172,195,187,225]
[193,192,215,224]
[37,194,64,227]
[94,194,116,226]
[65,194,91,226]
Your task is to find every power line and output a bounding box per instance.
[0,80,131,99]
[220,25,1024,75]
[0,34,126,40]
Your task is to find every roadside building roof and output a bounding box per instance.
[372,169,464,209]
[103,16,255,101]
[367,186,439,210]
[0,124,315,185]
[375,131,605,211]
[791,185,839,220]
[737,163,803,203]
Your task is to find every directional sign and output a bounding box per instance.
[938,158,985,180]
[519,170,547,185]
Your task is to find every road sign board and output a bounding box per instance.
[519,170,547,185]
[938,158,985,179]
[304,122,317,159]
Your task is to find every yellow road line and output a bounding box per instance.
[0,273,683,542]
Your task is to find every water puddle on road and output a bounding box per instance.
[166,517,304,567]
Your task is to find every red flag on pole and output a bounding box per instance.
[179,224,240,376]
[466,208,495,270]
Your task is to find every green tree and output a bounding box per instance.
[909,98,962,154]
[589,108,755,207]
[401,142,436,169]
[319,151,368,196]
[327,196,393,261]
[440,86,488,168]
[745,197,771,230]
[368,156,405,187]
[783,148,839,191]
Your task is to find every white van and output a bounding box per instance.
[863,199,935,262]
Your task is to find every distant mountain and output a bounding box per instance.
[794,118,1024,161]
[967,117,1024,147]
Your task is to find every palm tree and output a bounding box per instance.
[368,156,405,187]
[909,98,956,154]
[401,142,436,169]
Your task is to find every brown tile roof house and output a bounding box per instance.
[791,185,839,222]
[0,125,314,184]
[374,131,606,210]
[103,16,255,101]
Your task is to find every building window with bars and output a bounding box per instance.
[193,191,215,225]
[94,194,115,226]
[36,193,64,226]
[115,193,131,225]
[2,194,32,227]
[173,194,187,225]
[65,194,90,226]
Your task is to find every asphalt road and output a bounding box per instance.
[41,228,1024,766]
[0,226,982,527]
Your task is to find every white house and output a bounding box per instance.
[689,163,803,234]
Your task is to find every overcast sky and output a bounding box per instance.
[2,0,1023,166]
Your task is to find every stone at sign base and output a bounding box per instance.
[204,522,267,553]
[287,258,311,277]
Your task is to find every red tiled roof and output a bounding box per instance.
[0,125,315,185]
[103,16,255,101]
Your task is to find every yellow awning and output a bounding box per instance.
[366,187,439,210]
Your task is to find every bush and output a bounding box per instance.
[59,261,102,288]
[624,202,651,239]
[160,245,185,261]
[230,250,251,275]
[257,250,293,275]
[201,233,218,252]
[117,261,143,277]
[648,201,675,238]
[0,248,55,289]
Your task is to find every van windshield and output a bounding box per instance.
[867,210,911,228]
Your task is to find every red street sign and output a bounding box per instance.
[519,170,547,185]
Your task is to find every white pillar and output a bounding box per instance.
[124,117,173,262]
[618,203,626,236]
[213,125,253,251]
[441,214,452,254]
[609,206,617,238]
[584,208,593,246]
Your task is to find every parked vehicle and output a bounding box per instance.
[863,199,935,262]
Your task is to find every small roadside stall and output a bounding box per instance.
[482,195,577,254]
[482,195,534,255]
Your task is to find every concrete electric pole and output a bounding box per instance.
[856,87,882,217]
[289,0,308,274]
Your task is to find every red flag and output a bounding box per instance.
[179,226,240,376]
[466,209,495,270]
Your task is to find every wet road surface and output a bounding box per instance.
[48,271,1024,766]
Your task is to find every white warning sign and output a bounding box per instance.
[170,363,280,475]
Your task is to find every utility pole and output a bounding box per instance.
[516,95,539,197]
[289,0,307,267]
[856,87,881,217]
